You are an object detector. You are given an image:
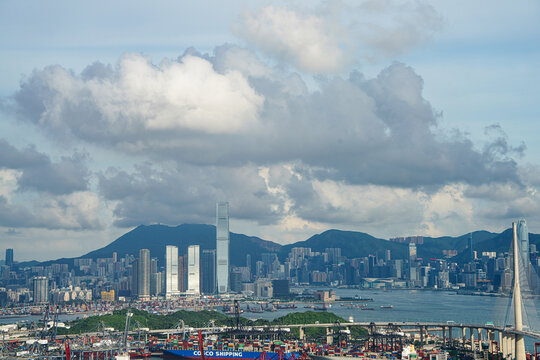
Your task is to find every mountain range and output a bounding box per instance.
[29,224,539,267]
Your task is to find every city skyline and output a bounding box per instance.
[1,217,538,263]
[0,1,539,261]
[2,218,537,304]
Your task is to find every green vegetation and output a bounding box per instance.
[57,308,232,335]
[268,311,367,339]
[57,309,368,339]
[272,311,344,325]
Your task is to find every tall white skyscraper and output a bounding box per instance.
[187,245,200,295]
[216,202,230,293]
[138,249,150,299]
[165,245,180,298]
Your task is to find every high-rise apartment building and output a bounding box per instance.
[187,245,200,294]
[202,249,216,294]
[165,245,180,298]
[131,259,138,295]
[150,272,162,296]
[216,202,230,293]
[33,276,48,303]
[151,258,158,274]
[5,249,13,267]
[178,255,186,292]
[138,249,150,299]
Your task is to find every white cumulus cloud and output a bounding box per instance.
[15,53,264,140]
[234,6,345,73]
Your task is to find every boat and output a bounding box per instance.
[115,351,130,360]
[129,348,152,358]
[162,349,300,360]
[313,303,328,311]
[380,305,393,309]
[275,303,297,309]
[308,355,354,360]
[401,345,417,360]
[248,305,263,313]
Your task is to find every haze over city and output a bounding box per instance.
[1,1,539,261]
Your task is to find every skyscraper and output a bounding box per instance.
[202,249,216,294]
[165,245,180,298]
[138,249,150,299]
[187,245,200,294]
[150,272,162,296]
[178,255,186,292]
[131,259,138,295]
[408,243,417,263]
[517,219,529,273]
[5,249,13,267]
[33,276,48,303]
[468,233,474,261]
[216,202,230,293]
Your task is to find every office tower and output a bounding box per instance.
[517,219,529,273]
[151,258,158,274]
[138,249,150,299]
[408,243,417,262]
[187,245,200,294]
[112,252,117,263]
[166,246,180,298]
[230,269,242,293]
[468,233,474,261]
[368,254,376,276]
[216,202,230,293]
[5,249,13,267]
[202,249,216,294]
[385,249,391,262]
[33,276,48,304]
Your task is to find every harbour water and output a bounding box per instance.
[2,290,537,327]
[248,289,540,328]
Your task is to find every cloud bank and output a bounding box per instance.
[12,47,521,190]
[0,140,101,230]
[9,41,530,236]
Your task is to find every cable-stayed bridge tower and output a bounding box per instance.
[512,221,525,360]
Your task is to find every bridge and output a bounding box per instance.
[143,321,540,340]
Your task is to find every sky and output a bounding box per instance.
[1,0,539,261]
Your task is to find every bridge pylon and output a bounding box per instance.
[512,222,525,360]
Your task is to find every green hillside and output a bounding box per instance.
[279,230,409,260]
[81,224,281,267]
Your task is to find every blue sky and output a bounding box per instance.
[1,0,539,260]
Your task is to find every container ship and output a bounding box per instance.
[162,349,301,360]
[164,331,303,360]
